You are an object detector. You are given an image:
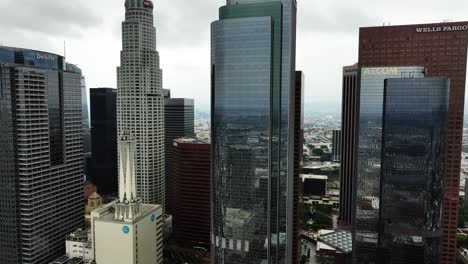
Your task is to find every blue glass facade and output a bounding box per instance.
[0,46,64,71]
[211,1,297,263]
[378,78,449,264]
[353,67,425,263]
[212,16,273,264]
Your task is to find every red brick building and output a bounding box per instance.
[172,138,211,249]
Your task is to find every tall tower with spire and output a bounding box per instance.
[117,0,165,207]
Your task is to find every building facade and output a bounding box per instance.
[49,229,94,264]
[302,175,328,197]
[117,0,165,206]
[90,88,118,196]
[353,66,425,263]
[81,76,91,176]
[338,64,359,227]
[378,77,449,264]
[211,0,297,263]
[0,46,84,264]
[91,202,163,264]
[332,130,341,162]
[172,138,210,248]
[164,96,194,213]
[292,71,304,264]
[358,22,468,264]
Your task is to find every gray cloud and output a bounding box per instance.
[155,0,218,47]
[299,1,380,34]
[0,0,102,37]
[0,0,466,107]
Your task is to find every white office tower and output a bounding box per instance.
[91,135,164,264]
[117,0,165,207]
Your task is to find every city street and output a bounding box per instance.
[301,240,318,264]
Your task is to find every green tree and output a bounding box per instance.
[312,148,324,156]
[309,204,334,231]
[320,154,332,162]
[459,207,465,228]
[458,234,468,248]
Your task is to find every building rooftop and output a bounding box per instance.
[301,174,328,180]
[91,201,160,224]
[317,230,352,254]
[0,45,82,73]
[164,98,194,105]
[66,228,90,243]
[49,256,94,264]
[174,137,210,145]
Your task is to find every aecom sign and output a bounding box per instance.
[416,24,468,33]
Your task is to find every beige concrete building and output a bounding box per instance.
[91,202,163,264]
[85,192,103,227]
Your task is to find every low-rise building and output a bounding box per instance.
[91,201,163,264]
[49,229,94,264]
[85,193,103,227]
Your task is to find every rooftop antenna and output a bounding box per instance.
[64,40,66,58]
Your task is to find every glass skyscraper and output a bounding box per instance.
[0,46,84,264]
[353,67,425,263]
[90,88,118,196]
[378,77,449,264]
[211,0,297,263]
[338,64,359,227]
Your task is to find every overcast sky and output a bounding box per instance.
[0,0,467,110]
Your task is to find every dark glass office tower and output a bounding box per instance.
[377,77,449,264]
[332,130,342,162]
[90,88,117,196]
[292,71,304,264]
[164,95,195,213]
[0,46,84,264]
[211,0,297,263]
[353,66,425,263]
[338,64,359,227]
[358,22,468,263]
